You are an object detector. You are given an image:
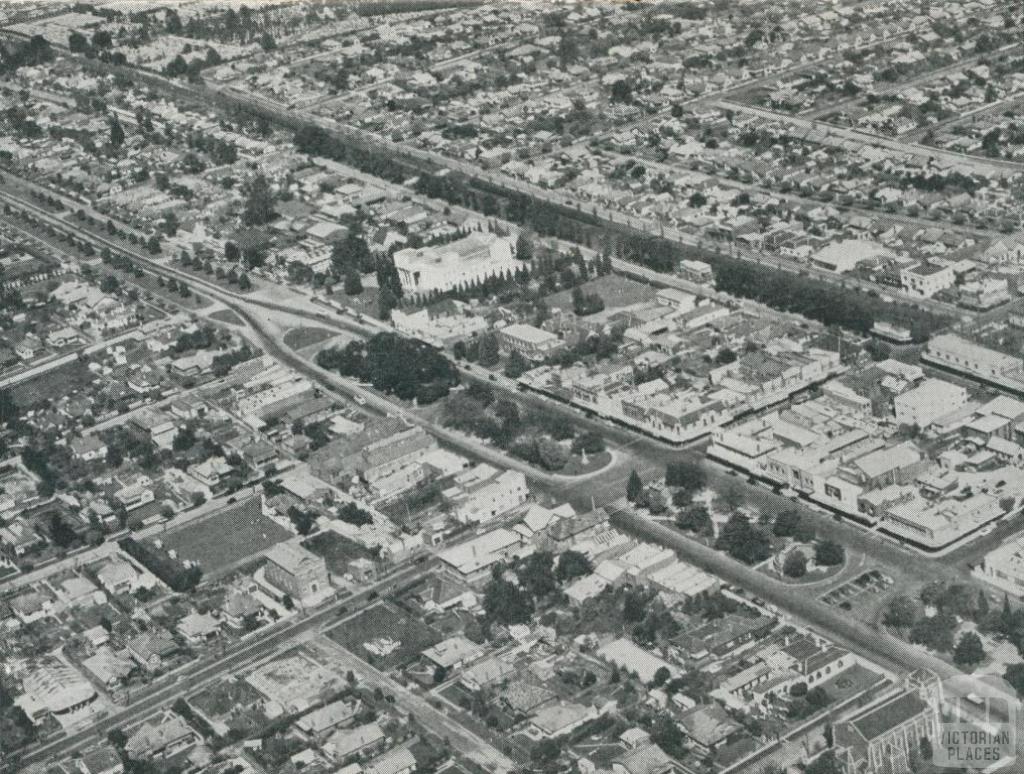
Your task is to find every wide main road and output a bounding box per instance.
[713,99,1023,175]
[611,506,958,681]
[0,181,977,700]
[64,55,971,323]
[15,560,433,769]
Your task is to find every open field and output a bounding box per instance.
[155,497,292,575]
[545,274,656,313]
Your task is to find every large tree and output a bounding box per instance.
[555,550,593,582]
[519,552,557,599]
[626,469,643,503]
[953,631,985,667]
[716,513,771,564]
[333,225,373,275]
[242,173,275,225]
[815,540,845,566]
[343,267,363,296]
[483,570,533,625]
[109,117,125,150]
[783,551,807,578]
[665,459,705,492]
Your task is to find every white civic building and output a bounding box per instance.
[393,232,517,295]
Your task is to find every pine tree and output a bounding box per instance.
[109,117,125,150]
[626,469,643,502]
[378,286,398,320]
[343,267,363,296]
[242,174,275,226]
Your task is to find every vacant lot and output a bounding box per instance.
[545,274,655,313]
[328,602,442,671]
[156,497,291,576]
[10,359,95,407]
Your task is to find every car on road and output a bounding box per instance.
[979,524,996,537]
[354,395,366,405]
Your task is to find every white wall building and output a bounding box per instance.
[393,232,517,295]
[900,262,956,298]
[892,378,969,429]
[444,464,529,524]
[978,536,1024,597]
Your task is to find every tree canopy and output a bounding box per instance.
[316,333,458,404]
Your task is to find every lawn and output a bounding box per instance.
[819,663,886,706]
[559,450,612,477]
[545,275,656,313]
[303,531,374,576]
[156,496,292,576]
[328,602,442,671]
[209,309,244,326]
[283,326,336,351]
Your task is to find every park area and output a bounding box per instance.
[328,602,442,671]
[155,496,291,576]
[283,326,336,351]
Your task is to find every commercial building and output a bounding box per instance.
[443,464,529,524]
[522,339,842,445]
[811,239,894,274]
[924,334,1024,393]
[438,527,531,580]
[677,259,714,285]
[708,385,1024,549]
[391,300,487,348]
[262,540,331,606]
[900,261,955,298]
[892,378,969,429]
[393,232,517,295]
[19,657,97,722]
[977,535,1024,596]
[497,323,563,361]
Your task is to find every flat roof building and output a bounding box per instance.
[394,232,517,295]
